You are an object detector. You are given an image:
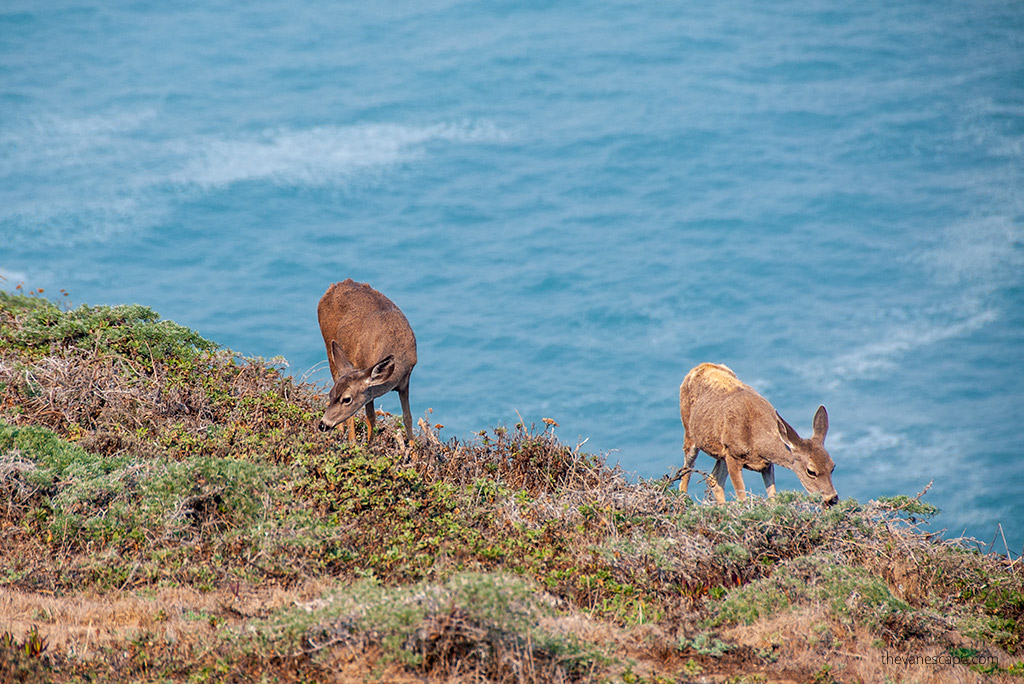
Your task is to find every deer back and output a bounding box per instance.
[681,364,787,469]
[317,279,417,378]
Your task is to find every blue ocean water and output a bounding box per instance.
[2,1,1022,550]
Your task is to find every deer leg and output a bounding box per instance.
[346,416,356,442]
[761,464,776,498]
[398,381,413,442]
[679,438,699,494]
[726,456,748,502]
[364,399,376,444]
[710,458,729,504]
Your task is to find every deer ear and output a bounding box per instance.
[776,411,801,448]
[369,355,396,384]
[330,340,355,374]
[812,405,829,442]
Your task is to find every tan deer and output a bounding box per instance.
[678,363,838,507]
[317,279,417,443]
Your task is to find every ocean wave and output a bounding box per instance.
[798,301,998,390]
[0,113,509,246]
[171,121,508,189]
[0,110,163,245]
[800,208,1020,391]
[0,109,157,150]
[827,425,903,462]
[920,215,1024,291]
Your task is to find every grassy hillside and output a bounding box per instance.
[1,290,1021,682]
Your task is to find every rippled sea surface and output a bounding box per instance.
[2,1,1022,549]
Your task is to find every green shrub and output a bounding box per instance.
[0,294,216,364]
[254,572,600,677]
[706,552,918,642]
[874,495,940,519]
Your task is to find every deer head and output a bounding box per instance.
[318,340,396,431]
[776,405,838,507]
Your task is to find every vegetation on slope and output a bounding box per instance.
[1,290,1022,682]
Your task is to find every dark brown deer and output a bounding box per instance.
[317,280,417,443]
[678,363,838,507]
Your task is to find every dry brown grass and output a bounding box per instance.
[0,581,325,658]
[2,293,1023,682]
[724,605,1022,684]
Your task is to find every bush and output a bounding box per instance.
[706,552,922,644]
[255,572,599,680]
[2,290,1023,681]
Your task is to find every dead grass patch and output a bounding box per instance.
[2,292,1024,682]
[0,580,334,658]
[725,605,1020,683]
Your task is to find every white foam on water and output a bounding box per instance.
[173,121,510,190]
[920,215,1024,292]
[826,305,998,387]
[1,112,510,246]
[0,109,158,151]
[826,426,904,463]
[955,97,1024,162]
[1,109,166,246]
[801,208,1020,391]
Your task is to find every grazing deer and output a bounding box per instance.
[317,279,417,443]
[678,363,838,507]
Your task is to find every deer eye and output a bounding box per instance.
[341,396,353,405]
[806,467,818,478]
